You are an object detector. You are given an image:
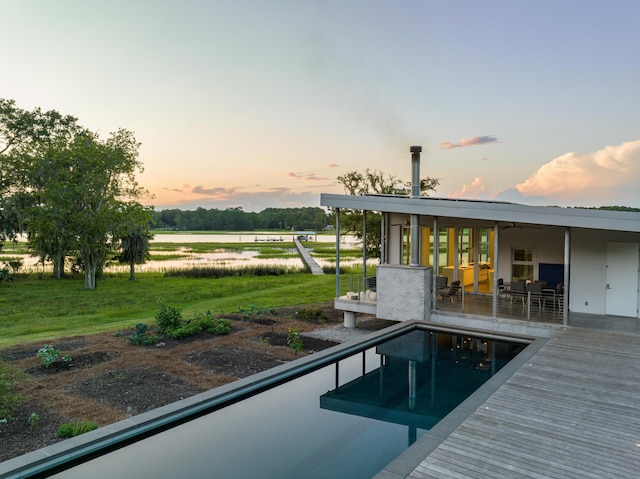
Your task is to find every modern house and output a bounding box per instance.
[321,146,640,337]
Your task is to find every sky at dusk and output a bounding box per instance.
[2,1,639,211]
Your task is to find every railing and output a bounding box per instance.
[338,273,376,301]
[435,288,564,324]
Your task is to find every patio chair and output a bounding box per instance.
[497,278,509,299]
[364,276,377,300]
[364,276,377,293]
[555,283,564,310]
[509,280,527,307]
[438,280,460,302]
[435,275,448,291]
[527,281,545,308]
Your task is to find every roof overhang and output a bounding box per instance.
[320,194,640,233]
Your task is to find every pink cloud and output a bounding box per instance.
[438,135,499,149]
[515,140,640,202]
[286,171,330,181]
[448,177,486,199]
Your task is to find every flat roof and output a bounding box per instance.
[320,194,640,233]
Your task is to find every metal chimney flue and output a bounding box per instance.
[409,146,422,266]
[410,145,422,198]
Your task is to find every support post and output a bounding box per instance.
[563,227,570,326]
[493,222,499,318]
[362,210,367,286]
[432,217,439,306]
[335,208,340,298]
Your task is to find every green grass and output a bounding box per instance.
[148,253,191,261]
[0,273,337,348]
[0,242,30,254]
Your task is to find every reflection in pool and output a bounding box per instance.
[44,327,527,479]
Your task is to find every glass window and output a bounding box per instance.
[402,226,411,265]
[512,248,534,282]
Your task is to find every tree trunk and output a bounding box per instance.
[84,257,97,290]
[57,256,65,277]
[52,254,65,279]
[52,256,61,279]
[129,259,136,281]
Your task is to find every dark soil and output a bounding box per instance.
[0,303,392,463]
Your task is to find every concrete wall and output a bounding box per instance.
[376,264,431,321]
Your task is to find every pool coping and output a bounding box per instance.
[0,320,540,479]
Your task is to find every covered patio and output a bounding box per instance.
[323,192,640,335]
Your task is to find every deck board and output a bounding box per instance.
[406,328,640,479]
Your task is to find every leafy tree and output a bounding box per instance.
[335,168,439,257]
[0,99,79,242]
[150,206,329,232]
[68,129,146,289]
[119,203,154,281]
[27,129,146,289]
[1,99,149,286]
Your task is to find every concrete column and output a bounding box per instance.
[344,311,356,329]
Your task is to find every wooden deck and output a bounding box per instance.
[379,327,640,478]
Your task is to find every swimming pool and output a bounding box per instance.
[3,322,531,479]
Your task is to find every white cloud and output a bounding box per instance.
[448,177,486,199]
[515,140,640,204]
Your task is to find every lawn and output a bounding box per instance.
[0,272,337,347]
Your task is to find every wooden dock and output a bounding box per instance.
[293,237,324,275]
[378,327,640,478]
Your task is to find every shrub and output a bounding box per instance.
[37,345,71,368]
[210,317,232,335]
[238,305,276,319]
[57,420,98,438]
[126,323,158,346]
[0,361,25,422]
[286,326,303,355]
[158,307,232,340]
[164,321,201,340]
[198,311,232,335]
[295,308,327,322]
[156,303,183,334]
[163,264,302,278]
[28,412,40,430]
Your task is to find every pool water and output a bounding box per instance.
[51,329,526,479]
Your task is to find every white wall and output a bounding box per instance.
[570,235,607,314]
[495,227,565,283]
[571,229,640,316]
[385,213,405,264]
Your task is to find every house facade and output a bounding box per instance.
[321,148,640,337]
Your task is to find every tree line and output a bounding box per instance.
[0,99,152,288]
[151,206,331,232]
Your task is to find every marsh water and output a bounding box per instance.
[3,232,362,273]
